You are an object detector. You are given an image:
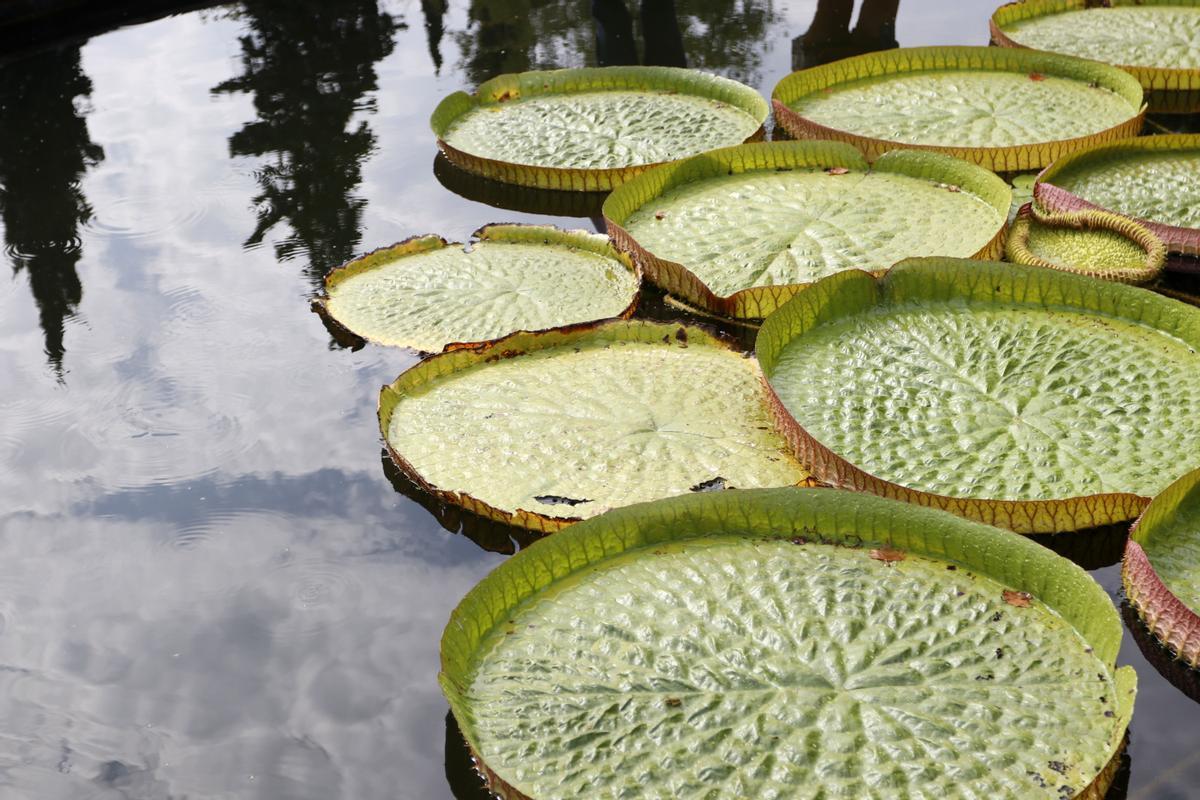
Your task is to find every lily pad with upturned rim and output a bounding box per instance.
[378,320,809,533]
[1006,204,1166,285]
[991,0,1200,94]
[771,46,1145,172]
[756,258,1200,533]
[604,141,1010,319]
[317,225,640,354]
[430,66,768,191]
[441,487,1135,800]
[1124,467,1200,668]
[1035,134,1200,257]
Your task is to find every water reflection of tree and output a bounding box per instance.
[453,0,777,87]
[213,0,397,284]
[0,44,104,378]
[792,0,899,70]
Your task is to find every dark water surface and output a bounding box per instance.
[0,1,1198,798]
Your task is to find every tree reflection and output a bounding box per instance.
[455,0,777,87]
[792,0,899,70]
[213,0,398,285]
[0,44,104,378]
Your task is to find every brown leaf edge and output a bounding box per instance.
[754,258,1170,534]
[1123,467,1200,669]
[430,65,769,191]
[316,223,642,355]
[771,45,1146,172]
[1034,133,1200,258]
[990,0,1200,94]
[378,319,814,534]
[439,487,1133,800]
[1006,203,1166,284]
[603,140,1011,320]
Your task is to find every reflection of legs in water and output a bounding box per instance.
[592,0,639,66]
[792,0,899,70]
[640,0,686,67]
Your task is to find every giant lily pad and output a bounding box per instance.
[771,46,1145,172]
[1006,204,1165,285]
[756,258,1200,533]
[604,141,1010,319]
[378,320,808,532]
[431,67,768,191]
[1035,134,1200,257]
[318,225,640,353]
[991,1,1200,94]
[1124,467,1200,668]
[441,487,1136,799]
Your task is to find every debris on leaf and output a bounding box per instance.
[870,547,906,563]
[1028,72,1046,82]
[825,166,850,175]
[534,495,592,507]
[690,476,729,492]
[1003,589,1033,607]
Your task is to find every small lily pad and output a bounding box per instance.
[379,320,808,532]
[992,1,1200,94]
[441,488,1135,799]
[772,46,1145,171]
[1124,467,1200,668]
[1006,204,1165,284]
[431,66,768,191]
[1035,134,1200,257]
[318,225,640,353]
[757,258,1200,533]
[604,141,1010,319]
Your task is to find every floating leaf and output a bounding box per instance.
[756,258,1200,533]
[1124,467,1200,668]
[430,66,768,191]
[1006,204,1165,284]
[991,1,1200,94]
[1035,134,1200,257]
[771,46,1145,171]
[604,141,1010,319]
[441,488,1135,799]
[319,225,640,353]
[378,321,808,532]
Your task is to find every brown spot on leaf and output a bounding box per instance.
[825,166,850,175]
[1003,590,1032,607]
[674,327,688,344]
[665,697,682,707]
[654,211,666,220]
[497,90,516,102]
[1047,760,1067,775]
[1029,72,1046,82]
[945,184,961,193]
[869,547,905,563]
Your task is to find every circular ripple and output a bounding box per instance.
[237,555,364,641]
[81,195,208,242]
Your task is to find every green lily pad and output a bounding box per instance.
[1006,205,1165,284]
[320,225,640,353]
[442,488,1135,800]
[991,1,1200,93]
[604,141,1010,319]
[379,320,808,532]
[1125,467,1200,668]
[1035,134,1200,257]
[772,46,1145,171]
[431,67,768,191]
[756,258,1200,533]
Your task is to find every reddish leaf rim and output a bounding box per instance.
[771,45,1146,172]
[1123,467,1200,668]
[1035,134,1200,258]
[1005,203,1166,284]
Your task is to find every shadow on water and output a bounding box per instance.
[381,450,546,555]
[0,42,103,379]
[433,153,608,221]
[212,0,398,286]
[1122,601,1200,706]
[792,0,899,70]
[1028,523,1130,571]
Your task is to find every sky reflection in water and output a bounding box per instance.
[0,0,1197,797]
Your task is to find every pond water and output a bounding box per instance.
[0,0,1197,798]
